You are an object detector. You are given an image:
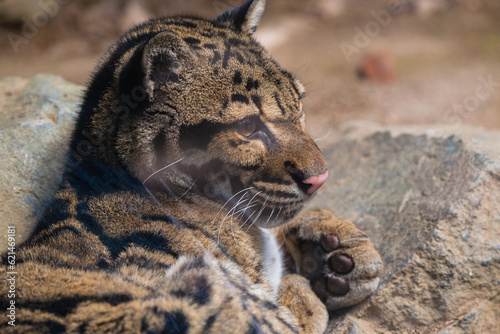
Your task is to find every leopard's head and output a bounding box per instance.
[81,0,327,227]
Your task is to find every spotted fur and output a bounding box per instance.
[1,1,382,333]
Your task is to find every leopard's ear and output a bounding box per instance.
[142,31,194,98]
[214,0,265,35]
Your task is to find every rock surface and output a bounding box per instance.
[0,75,499,332]
[0,74,82,248]
[308,122,500,333]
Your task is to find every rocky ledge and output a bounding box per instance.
[310,123,500,333]
[0,74,82,247]
[1,75,499,333]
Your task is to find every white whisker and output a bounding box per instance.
[142,158,184,185]
[240,207,259,230]
[177,176,199,201]
[242,191,262,216]
[212,187,254,225]
[229,198,249,220]
[237,191,262,229]
[234,203,258,217]
[246,195,270,231]
[272,207,283,227]
[215,188,254,243]
[314,129,332,143]
[227,191,251,242]
[221,192,249,225]
[264,208,275,227]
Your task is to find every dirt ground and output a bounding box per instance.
[1,0,499,139]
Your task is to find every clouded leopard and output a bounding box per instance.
[1,0,382,333]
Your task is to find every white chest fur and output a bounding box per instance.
[260,228,283,295]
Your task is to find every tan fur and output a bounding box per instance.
[1,1,382,333]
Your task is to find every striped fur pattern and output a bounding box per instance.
[1,1,382,333]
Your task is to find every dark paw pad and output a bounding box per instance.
[327,277,350,296]
[298,234,356,301]
[312,277,350,300]
[329,254,354,274]
[320,235,339,253]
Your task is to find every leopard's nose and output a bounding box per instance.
[303,170,329,195]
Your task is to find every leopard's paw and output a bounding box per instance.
[282,209,383,311]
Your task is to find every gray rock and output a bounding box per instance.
[307,122,500,333]
[0,74,82,249]
[0,75,499,332]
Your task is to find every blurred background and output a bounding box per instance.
[0,0,499,138]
